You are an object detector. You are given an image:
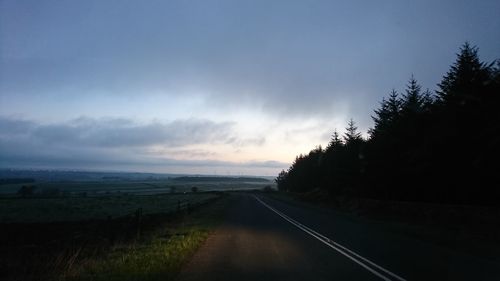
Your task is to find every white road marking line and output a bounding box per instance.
[254,195,408,281]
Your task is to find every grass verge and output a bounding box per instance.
[60,194,228,281]
[1,193,228,281]
[63,227,208,281]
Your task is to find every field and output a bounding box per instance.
[0,191,228,281]
[0,172,271,280]
[0,171,272,280]
[0,174,273,223]
[0,193,218,223]
[0,174,274,196]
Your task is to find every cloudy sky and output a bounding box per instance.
[1,0,499,175]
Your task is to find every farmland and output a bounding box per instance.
[0,191,229,281]
[0,170,272,281]
[0,170,273,196]
[0,193,218,223]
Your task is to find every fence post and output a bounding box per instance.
[136,207,143,240]
[106,215,114,244]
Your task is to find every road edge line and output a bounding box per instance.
[254,195,408,281]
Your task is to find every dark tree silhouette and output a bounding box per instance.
[344,119,362,143]
[369,89,401,138]
[402,75,426,114]
[328,129,343,149]
[437,42,493,105]
[276,43,499,205]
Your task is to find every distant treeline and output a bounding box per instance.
[276,43,500,205]
[0,178,35,185]
[172,176,269,183]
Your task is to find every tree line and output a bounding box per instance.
[276,43,500,205]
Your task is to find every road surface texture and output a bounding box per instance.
[177,193,499,281]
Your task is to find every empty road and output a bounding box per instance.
[177,193,499,281]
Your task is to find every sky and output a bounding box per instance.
[1,0,499,176]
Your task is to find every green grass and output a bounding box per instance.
[0,181,164,194]
[63,228,208,281]
[0,180,274,195]
[0,193,218,223]
[57,194,228,281]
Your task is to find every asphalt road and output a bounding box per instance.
[177,193,500,281]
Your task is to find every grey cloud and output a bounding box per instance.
[225,136,266,147]
[3,0,499,125]
[25,117,234,147]
[241,160,288,169]
[147,159,288,169]
[0,116,268,149]
[0,116,278,173]
[0,117,35,135]
[154,149,219,159]
[0,144,289,174]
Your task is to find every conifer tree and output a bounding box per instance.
[402,75,424,114]
[387,89,402,118]
[370,89,402,138]
[437,42,491,104]
[327,129,343,149]
[344,118,362,143]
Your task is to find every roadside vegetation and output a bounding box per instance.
[65,226,209,281]
[0,192,228,281]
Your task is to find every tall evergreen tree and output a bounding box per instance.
[421,88,435,110]
[327,129,343,150]
[369,89,402,138]
[369,97,389,137]
[344,118,362,144]
[387,89,402,120]
[401,75,425,114]
[437,42,492,104]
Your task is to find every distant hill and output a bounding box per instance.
[0,169,274,183]
[171,176,270,183]
[0,169,175,182]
